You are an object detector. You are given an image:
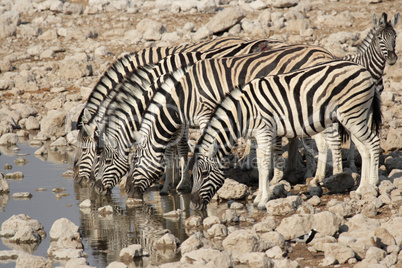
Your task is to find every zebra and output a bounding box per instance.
[73,37,279,186]
[190,60,380,210]
[126,44,336,199]
[93,39,286,195]
[289,11,399,186]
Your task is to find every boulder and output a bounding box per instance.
[204,7,245,34]
[15,252,52,268]
[276,214,312,239]
[0,133,18,145]
[265,195,302,216]
[49,218,79,240]
[216,178,248,200]
[206,223,228,238]
[322,172,355,193]
[0,173,10,193]
[322,243,355,264]
[222,229,260,258]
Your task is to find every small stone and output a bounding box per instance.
[62,170,74,178]
[203,216,222,229]
[5,171,24,180]
[184,215,202,228]
[163,209,181,218]
[52,188,66,193]
[119,244,143,260]
[307,195,321,206]
[155,233,180,249]
[98,205,113,214]
[79,199,91,208]
[12,192,32,199]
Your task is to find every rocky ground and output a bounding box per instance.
[0,0,402,267]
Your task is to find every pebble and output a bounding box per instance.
[52,187,66,193]
[12,192,32,199]
[5,171,24,180]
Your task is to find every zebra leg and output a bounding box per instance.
[254,132,274,209]
[176,131,192,192]
[350,131,380,193]
[303,137,317,179]
[270,137,284,185]
[311,133,328,185]
[284,138,298,177]
[325,123,343,175]
[348,141,358,172]
[161,146,175,195]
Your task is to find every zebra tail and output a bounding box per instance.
[371,90,382,136]
[339,122,349,143]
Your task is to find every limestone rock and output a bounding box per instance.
[265,195,302,216]
[222,229,260,258]
[204,7,245,34]
[180,248,233,267]
[216,178,248,200]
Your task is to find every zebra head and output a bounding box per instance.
[373,12,399,66]
[94,133,130,195]
[73,109,99,185]
[190,152,226,211]
[125,142,165,199]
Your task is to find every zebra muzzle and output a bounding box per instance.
[190,191,207,210]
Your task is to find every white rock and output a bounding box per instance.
[259,231,286,250]
[79,199,91,208]
[40,110,71,139]
[12,192,32,199]
[238,252,273,267]
[180,248,233,267]
[0,133,18,145]
[222,229,260,258]
[15,252,52,268]
[0,11,20,39]
[50,137,68,147]
[204,7,245,34]
[323,243,355,264]
[206,223,228,238]
[184,215,202,228]
[119,244,143,260]
[49,218,79,240]
[0,173,10,193]
[98,205,113,214]
[265,195,302,216]
[203,216,222,229]
[0,250,19,261]
[217,178,248,200]
[265,245,284,259]
[106,261,128,268]
[25,116,40,130]
[266,0,299,8]
[9,226,41,243]
[276,214,312,240]
[365,246,386,263]
[155,233,180,249]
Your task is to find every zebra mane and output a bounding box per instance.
[356,27,376,54]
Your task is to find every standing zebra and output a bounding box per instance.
[93,39,286,195]
[293,11,399,185]
[126,44,335,199]
[73,37,279,186]
[190,60,380,210]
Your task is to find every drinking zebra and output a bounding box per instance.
[190,60,380,210]
[93,39,285,195]
[126,44,335,199]
[73,37,280,186]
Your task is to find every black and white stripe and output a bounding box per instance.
[127,44,335,198]
[191,60,380,210]
[73,37,279,185]
[300,12,399,185]
[94,39,285,194]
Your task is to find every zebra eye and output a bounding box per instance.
[201,170,209,178]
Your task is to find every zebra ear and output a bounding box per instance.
[379,13,387,27]
[206,139,219,158]
[133,131,145,147]
[391,12,400,27]
[82,108,92,124]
